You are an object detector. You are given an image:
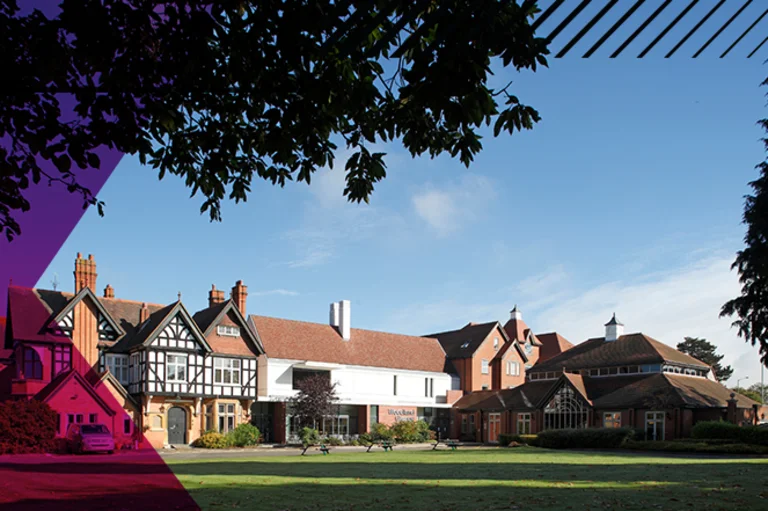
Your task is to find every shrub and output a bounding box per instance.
[227,423,261,447]
[192,431,230,449]
[323,436,343,446]
[299,427,321,448]
[691,421,768,446]
[369,422,394,442]
[358,432,374,445]
[347,438,360,446]
[390,420,432,443]
[532,428,635,449]
[499,434,539,446]
[0,400,58,454]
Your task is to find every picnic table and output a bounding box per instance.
[364,440,396,452]
[432,439,460,451]
[301,443,332,455]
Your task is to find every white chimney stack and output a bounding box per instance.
[604,313,624,342]
[330,302,340,327]
[510,304,522,321]
[339,300,351,341]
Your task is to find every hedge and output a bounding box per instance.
[691,421,768,446]
[625,440,768,455]
[0,400,58,454]
[498,434,538,446]
[531,428,636,449]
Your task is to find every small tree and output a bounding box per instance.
[289,372,338,433]
[733,386,763,404]
[676,337,733,382]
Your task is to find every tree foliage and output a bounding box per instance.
[722,77,768,368]
[732,386,762,404]
[0,0,550,241]
[676,337,733,382]
[289,372,338,429]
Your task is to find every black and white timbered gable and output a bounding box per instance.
[131,300,259,400]
[52,286,124,340]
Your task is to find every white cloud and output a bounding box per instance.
[250,289,300,297]
[384,251,766,387]
[411,174,496,237]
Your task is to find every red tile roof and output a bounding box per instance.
[251,315,448,373]
[530,333,710,373]
[427,322,505,359]
[535,332,574,363]
[502,318,541,345]
[6,287,72,344]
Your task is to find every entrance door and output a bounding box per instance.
[167,407,187,445]
[488,413,501,443]
[645,411,665,441]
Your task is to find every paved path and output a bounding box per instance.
[158,442,486,461]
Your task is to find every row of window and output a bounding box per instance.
[21,346,72,380]
[105,353,243,386]
[528,363,700,381]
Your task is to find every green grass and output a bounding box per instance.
[166,447,768,510]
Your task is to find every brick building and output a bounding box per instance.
[453,314,762,442]
[1,253,763,448]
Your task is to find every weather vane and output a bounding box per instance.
[51,273,60,291]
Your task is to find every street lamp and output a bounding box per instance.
[736,376,749,390]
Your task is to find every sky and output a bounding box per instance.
[37,0,768,387]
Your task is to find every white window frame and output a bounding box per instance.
[506,361,520,376]
[645,411,665,441]
[493,337,499,351]
[214,358,241,385]
[481,359,489,374]
[517,412,531,435]
[106,354,130,385]
[166,353,188,383]
[217,325,241,337]
[603,411,621,428]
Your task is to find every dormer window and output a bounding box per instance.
[524,341,533,354]
[217,325,240,337]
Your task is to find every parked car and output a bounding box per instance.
[66,423,115,454]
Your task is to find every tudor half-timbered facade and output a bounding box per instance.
[2,253,264,449]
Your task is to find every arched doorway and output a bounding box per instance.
[167,407,187,445]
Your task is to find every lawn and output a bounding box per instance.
[166,447,768,511]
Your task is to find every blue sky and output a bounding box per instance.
[40,1,768,385]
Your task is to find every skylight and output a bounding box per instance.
[461,342,470,349]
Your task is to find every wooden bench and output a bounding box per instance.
[433,439,460,451]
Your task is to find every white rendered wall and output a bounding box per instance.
[260,358,460,407]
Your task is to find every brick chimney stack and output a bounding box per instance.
[74,253,98,292]
[209,284,225,307]
[104,284,115,298]
[231,281,248,315]
[139,303,150,324]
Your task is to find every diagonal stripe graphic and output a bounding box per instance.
[665,0,726,58]
[748,35,768,58]
[532,0,566,31]
[611,0,673,58]
[722,7,768,57]
[583,0,647,58]
[639,0,700,57]
[693,0,753,58]
[545,0,593,44]
[556,0,619,58]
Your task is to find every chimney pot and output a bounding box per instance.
[104,284,114,298]
[139,303,149,323]
[74,252,97,292]
[338,300,351,341]
[231,281,248,315]
[209,285,225,307]
[330,302,340,327]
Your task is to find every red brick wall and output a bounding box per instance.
[469,327,505,391]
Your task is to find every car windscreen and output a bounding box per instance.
[81,425,109,435]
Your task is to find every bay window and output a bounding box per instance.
[106,354,129,385]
